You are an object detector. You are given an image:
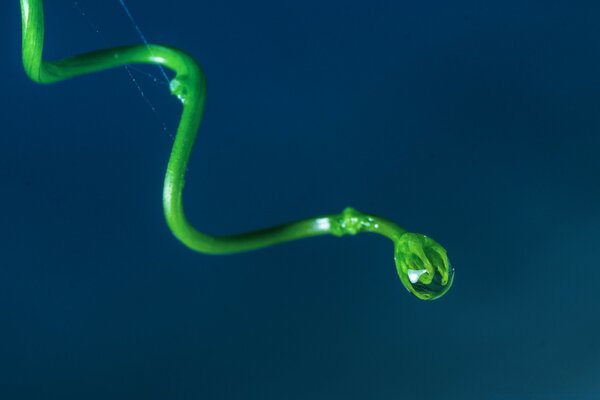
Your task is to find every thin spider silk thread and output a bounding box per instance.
[117,0,171,85]
[75,0,169,85]
[19,0,454,300]
[73,0,171,137]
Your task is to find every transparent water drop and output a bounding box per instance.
[394,233,454,300]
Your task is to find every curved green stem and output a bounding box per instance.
[19,0,454,300]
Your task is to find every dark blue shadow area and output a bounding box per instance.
[2,0,600,399]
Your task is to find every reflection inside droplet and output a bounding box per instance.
[394,232,454,300]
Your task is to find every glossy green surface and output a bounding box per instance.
[19,0,454,300]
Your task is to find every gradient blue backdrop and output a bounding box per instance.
[2,1,600,399]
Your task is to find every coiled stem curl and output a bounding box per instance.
[19,0,454,300]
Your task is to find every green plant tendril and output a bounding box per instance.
[19,0,454,300]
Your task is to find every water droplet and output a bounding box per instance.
[394,232,454,300]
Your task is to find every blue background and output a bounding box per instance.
[2,0,600,398]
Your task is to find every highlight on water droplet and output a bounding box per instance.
[407,268,428,284]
